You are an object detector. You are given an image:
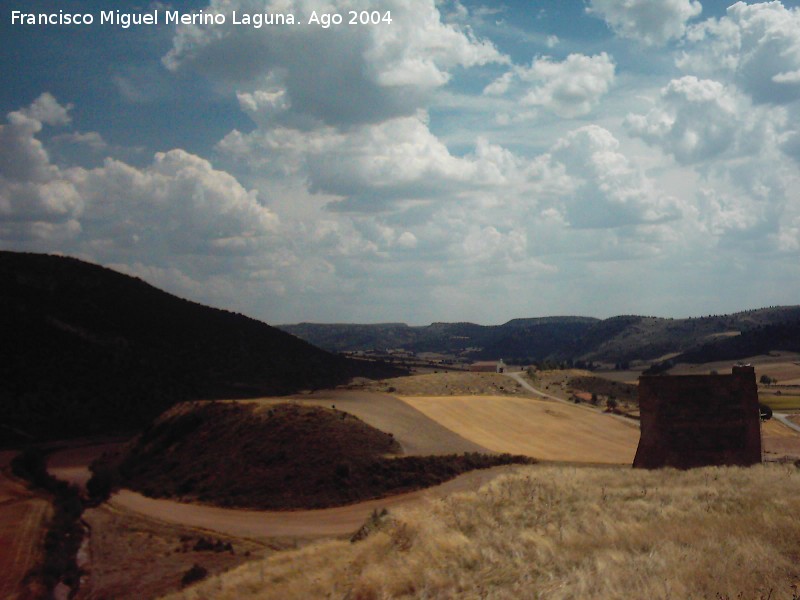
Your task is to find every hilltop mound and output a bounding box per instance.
[105,402,533,510]
[0,251,400,443]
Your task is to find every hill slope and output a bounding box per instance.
[665,320,800,366]
[281,307,800,364]
[0,251,397,443]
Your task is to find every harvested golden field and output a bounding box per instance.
[760,392,800,412]
[398,395,639,464]
[162,463,800,600]
[763,420,800,461]
[361,372,530,397]
[251,390,489,455]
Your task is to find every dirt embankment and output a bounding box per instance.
[80,504,273,600]
[0,470,52,600]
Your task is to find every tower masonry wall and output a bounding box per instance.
[633,366,761,469]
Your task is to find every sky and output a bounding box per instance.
[2,0,800,325]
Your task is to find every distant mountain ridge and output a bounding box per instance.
[280,306,800,364]
[0,251,398,443]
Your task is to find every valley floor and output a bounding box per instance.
[8,368,800,599]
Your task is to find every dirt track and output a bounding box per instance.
[109,464,525,541]
[398,395,639,464]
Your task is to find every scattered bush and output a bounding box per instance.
[193,537,233,553]
[181,564,209,587]
[351,508,390,543]
[86,463,118,505]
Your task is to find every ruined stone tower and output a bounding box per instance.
[633,365,761,469]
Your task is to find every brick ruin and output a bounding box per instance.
[633,365,762,469]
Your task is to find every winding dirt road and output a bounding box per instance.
[41,395,510,542]
[109,464,523,541]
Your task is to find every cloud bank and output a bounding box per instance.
[3,1,800,323]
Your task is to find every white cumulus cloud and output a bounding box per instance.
[626,76,740,164]
[626,75,785,164]
[587,0,702,46]
[163,0,506,128]
[218,114,528,212]
[678,1,800,104]
[547,125,684,228]
[521,53,616,118]
[0,95,278,268]
[484,53,615,119]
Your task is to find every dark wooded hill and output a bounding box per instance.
[0,251,398,444]
[280,307,800,365]
[646,320,800,373]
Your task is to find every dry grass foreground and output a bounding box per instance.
[398,395,639,464]
[163,464,800,600]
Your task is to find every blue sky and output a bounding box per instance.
[2,0,800,324]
